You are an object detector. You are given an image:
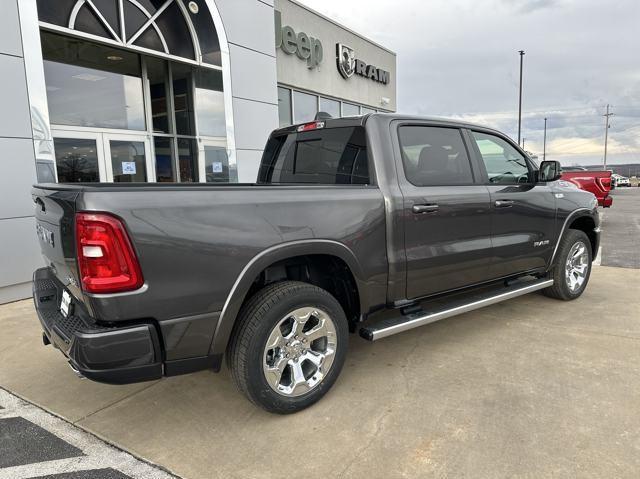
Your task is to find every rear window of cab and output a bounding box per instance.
[258,127,370,185]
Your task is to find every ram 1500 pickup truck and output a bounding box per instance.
[32,114,600,413]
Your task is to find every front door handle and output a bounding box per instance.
[495,200,515,208]
[412,204,439,214]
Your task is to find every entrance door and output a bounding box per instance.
[103,134,153,182]
[52,130,153,183]
[200,140,232,183]
[52,131,105,183]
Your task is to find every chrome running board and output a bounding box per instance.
[360,278,554,341]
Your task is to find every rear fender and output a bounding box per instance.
[208,240,369,357]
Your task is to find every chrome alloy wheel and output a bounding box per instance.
[262,307,337,397]
[565,241,589,292]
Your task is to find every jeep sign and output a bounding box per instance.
[275,11,323,69]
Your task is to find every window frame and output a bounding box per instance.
[394,122,479,188]
[466,128,536,185]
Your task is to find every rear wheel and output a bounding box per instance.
[543,229,592,300]
[227,281,348,414]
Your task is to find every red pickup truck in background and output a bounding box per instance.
[560,168,613,207]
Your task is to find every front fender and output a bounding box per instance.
[208,239,369,357]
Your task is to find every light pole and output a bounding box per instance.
[517,50,525,146]
[603,104,613,168]
[522,137,526,150]
[543,117,547,161]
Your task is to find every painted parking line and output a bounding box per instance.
[0,389,179,479]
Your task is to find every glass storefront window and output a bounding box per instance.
[172,63,196,136]
[178,138,198,182]
[320,97,340,118]
[41,33,145,130]
[342,102,360,116]
[154,137,175,182]
[278,87,292,127]
[361,107,376,115]
[293,91,318,123]
[147,57,170,134]
[54,138,99,183]
[109,140,147,182]
[204,146,230,183]
[195,69,226,138]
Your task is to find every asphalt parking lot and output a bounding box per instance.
[0,187,639,479]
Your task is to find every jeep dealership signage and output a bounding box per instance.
[275,11,390,86]
[336,43,390,85]
[275,10,323,69]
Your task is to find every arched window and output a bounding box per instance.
[37,0,222,67]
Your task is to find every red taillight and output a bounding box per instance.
[75,212,143,294]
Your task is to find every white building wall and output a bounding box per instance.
[216,0,279,182]
[0,0,43,303]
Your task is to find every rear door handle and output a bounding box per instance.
[412,204,439,214]
[494,200,515,208]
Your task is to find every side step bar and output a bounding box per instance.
[360,278,554,341]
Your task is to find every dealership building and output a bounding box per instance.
[0,0,396,303]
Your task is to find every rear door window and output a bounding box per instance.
[258,127,370,185]
[398,126,474,186]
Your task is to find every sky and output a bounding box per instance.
[298,0,640,166]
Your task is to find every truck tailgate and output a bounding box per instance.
[32,186,83,299]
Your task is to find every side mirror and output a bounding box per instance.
[539,160,562,182]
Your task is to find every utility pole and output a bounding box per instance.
[517,50,525,145]
[603,104,614,169]
[543,117,547,161]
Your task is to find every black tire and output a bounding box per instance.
[543,229,592,300]
[227,281,348,414]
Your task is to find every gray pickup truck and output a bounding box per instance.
[32,114,600,413]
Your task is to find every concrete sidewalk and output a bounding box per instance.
[1,266,639,479]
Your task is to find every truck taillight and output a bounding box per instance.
[75,212,143,294]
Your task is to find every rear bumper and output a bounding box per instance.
[32,267,162,384]
[599,195,613,208]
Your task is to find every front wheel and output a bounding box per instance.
[543,229,592,300]
[227,281,348,414]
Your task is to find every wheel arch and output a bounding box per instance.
[548,208,598,269]
[208,240,369,357]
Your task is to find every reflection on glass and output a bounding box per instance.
[195,69,226,137]
[204,146,230,183]
[154,137,174,182]
[172,63,195,135]
[293,91,318,123]
[178,138,197,182]
[41,32,145,130]
[185,1,222,66]
[54,138,100,183]
[342,103,360,116]
[320,97,340,118]
[44,60,145,130]
[147,57,170,133]
[110,140,147,182]
[278,88,292,126]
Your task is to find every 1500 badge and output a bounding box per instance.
[36,223,54,248]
